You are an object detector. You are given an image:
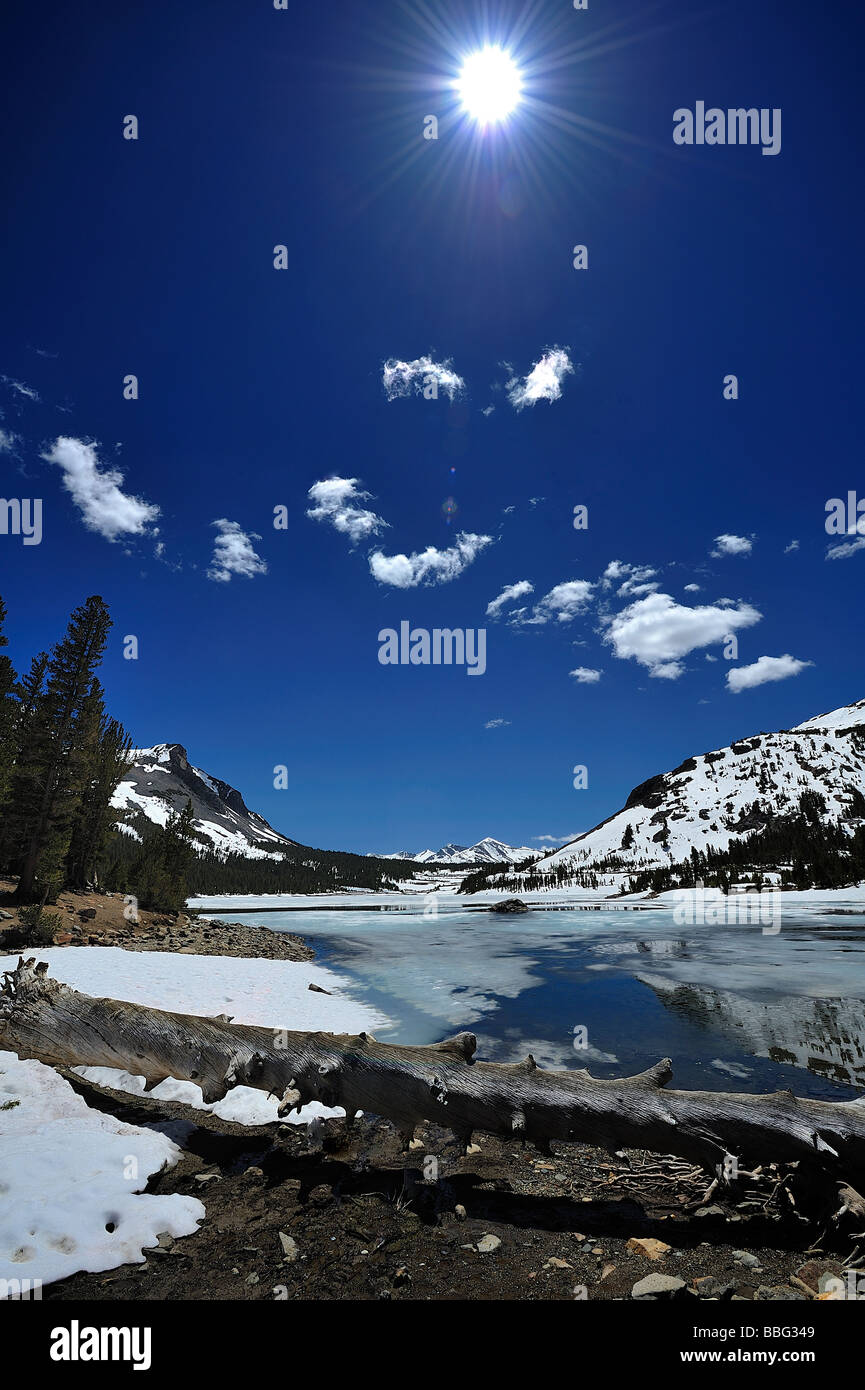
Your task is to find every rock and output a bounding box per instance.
[454,1205,467,1221]
[600,1264,616,1281]
[241,1166,265,1183]
[393,1266,411,1285]
[755,1285,805,1301]
[732,1250,762,1270]
[626,1237,671,1261]
[694,1203,726,1219]
[693,1277,735,1300]
[246,1272,259,1286]
[307,983,332,995]
[795,1259,842,1294]
[488,898,529,914]
[476,1234,501,1253]
[632,1273,687,1300]
[543,1257,573,1270]
[278,1233,299,1262]
[466,1143,482,1155]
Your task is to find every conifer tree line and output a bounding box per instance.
[0,594,196,909]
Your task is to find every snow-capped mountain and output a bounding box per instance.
[111,744,297,859]
[379,837,538,866]
[540,698,865,873]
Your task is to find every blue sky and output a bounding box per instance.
[1,0,863,855]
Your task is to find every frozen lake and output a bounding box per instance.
[217,904,865,1101]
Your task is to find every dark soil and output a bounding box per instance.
[42,1074,845,1303]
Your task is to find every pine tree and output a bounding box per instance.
[65,695,131,889]
[0,597,18,807]
[12,597,113,902]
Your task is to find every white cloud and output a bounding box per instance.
[711,533,753,557]
[726,654,813,694]
[482,405,495,417]
[486,579,534,618]
[485,717,511,729]
[533,832,578,845]
[2,376,39,401]
[382,356,465,401]
[207,519,268,583]
[369,532,492,588]
[0,428,20,454]
[603,591,761,677]
[506,349,574,410]
[784,540,800,554]
[684,582,701,593]
[570,667,602,683]
[41,436,160,541]
[601,560,659,599]
[516,579,594,626]
[307,477,386,544]
[826,536,865,560]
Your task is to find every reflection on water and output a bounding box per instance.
[224,905,865,1101]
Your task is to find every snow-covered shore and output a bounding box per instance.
[0,948,391,1289]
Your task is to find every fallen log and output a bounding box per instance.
[3,957,865,1187]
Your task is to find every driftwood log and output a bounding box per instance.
[3,957,865,1191]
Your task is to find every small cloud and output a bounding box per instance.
[307,476,386,544]
[485,717,511,729]
[41,436,160,541]
[486,579,534,618]
[1,375,39,402]
[784,540,800,554]
[603,591,761,677]
[602,560,659,599]
[529,496,545,508]
[826,535,865,560]
[570,667,602,684]
[515,579,594,626]
[506,348,574,410]
[482,405,495,417]
[502,504,515,515]
[369,532,492,588]
[382,356,465,401]
[684,582,701,593]
[711,533,753,558]
[207,519,268,583]
[0,428,20,454]
[533,832,578,845]
[726,654,813,693]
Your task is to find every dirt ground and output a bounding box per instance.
[40,1074,847,1303]
[0,881,311,961]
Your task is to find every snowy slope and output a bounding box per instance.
[378,837,538,866]
[541,698,865,874]
[111,743,296,859]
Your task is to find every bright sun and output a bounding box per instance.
[456,46,523,125]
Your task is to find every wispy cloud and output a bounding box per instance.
[207,519,268,583]
[1,375,39,402]
[826,535,865,560]
[0,428,20,454]
[711,533,753,558]
[369,532,492,588]
[41,436,160,541]
[513,579,594,626]
[307,477,387,544]
[486,579,534,618]
[570,667,602,683]
[603,591,761,678]
[601,560,659,599]
[532,832,578,845]
[726,654,812,693]
[784,540,800,554]
[485,717,511,729]
[506,348,574,410]
[382,356,465,401]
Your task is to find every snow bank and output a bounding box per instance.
[0,1051,204,1289]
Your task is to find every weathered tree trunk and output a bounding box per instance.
[3,957,865,1185]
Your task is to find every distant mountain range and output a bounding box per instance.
[539,698,865,874]
[111,744,297,859]
[376,838,538,866]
